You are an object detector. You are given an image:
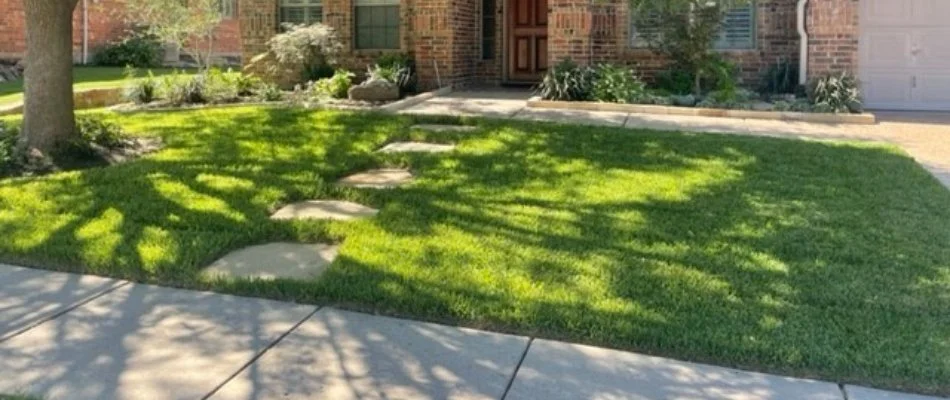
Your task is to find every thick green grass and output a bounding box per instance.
[0,67,183,106]
[1,107,949,395]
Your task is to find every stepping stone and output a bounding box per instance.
[338,168,413,189]
[411,124,477,132]
[204,242,338,280]
[378,142,456,153]
[271,200,379,221]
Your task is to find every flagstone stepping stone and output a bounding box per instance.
[378,142,456,153]
[271,200,379,221]
[411,124,478,133]
[338,168,414,188]
[204,242,338,280]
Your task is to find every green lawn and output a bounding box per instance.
[0,67,183,106]
[1,107,949,395]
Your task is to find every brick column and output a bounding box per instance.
[239,0,278,63]
[805,0,858,78]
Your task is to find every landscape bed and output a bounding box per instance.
[0,107,948,396]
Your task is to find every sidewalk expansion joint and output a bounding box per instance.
[500,337,534,400]
[201,305,324,400]
[0,280,132,344]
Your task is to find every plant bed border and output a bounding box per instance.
[527,96,877,125]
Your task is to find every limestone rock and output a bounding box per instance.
[348,79,399,102]
[242,51,304,90]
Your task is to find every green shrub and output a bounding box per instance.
[772,99,813,112]
[123,67,159,104]
[655,55,736,96]
[807,72,863,113]
[591,64,646,103]
[92,32,163,68]
[759,58,799,95]
[161,72,206,105]
[233,73,263,97]
[313,69,354,99]
[203,69,241,103]
[268,23,342,84]
[536,59,595,101]
[258,83,284,102]
[0,122,19,174]
[376,53,417,94]
[75,116,125,149]
[697,88,757,109]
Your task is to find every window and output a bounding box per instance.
[482,0,496,60]
[220,0,238,19]
[629,3,756,50]
[714,4,755,49]
[355,0,400,49]
[279,0,323,26]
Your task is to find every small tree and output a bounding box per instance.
[124,0,225,70]
[268,24,343,82]
[630,0,750,96]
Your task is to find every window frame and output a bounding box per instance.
[278,0,324,27]
[481,0,497,60]
[220,0,238,19]
[354,0,401,50]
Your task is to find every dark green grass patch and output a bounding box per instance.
[1,107,949,395]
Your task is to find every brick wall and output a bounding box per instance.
[0,0,242,63]
[805,0,858,77]
[548,0,802,86]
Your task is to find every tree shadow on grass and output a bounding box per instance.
[0,109,948,394]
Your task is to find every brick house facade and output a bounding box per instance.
[0,0,243,64]
[240,0,875,92]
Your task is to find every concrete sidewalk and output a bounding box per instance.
[400,90,950,190]
[0,263,944,400]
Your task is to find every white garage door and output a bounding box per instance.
[860,0,950,111]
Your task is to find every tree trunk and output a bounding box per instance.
[19,0,80,154]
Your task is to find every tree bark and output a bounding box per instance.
[19,0,81,154]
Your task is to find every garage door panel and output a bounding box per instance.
[915,29,950,68]
[915,74,950,104]
[912,0,950,26]
[862,73,914,108]
[864,0,912,26]
[861,31,912,69]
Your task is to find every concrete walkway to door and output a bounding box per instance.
[400,89,950,190]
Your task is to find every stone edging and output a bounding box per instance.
[0,87,125,117]
[526,96,877,125]
[379,86,453,114]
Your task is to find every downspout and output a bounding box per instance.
[82,0,89,64]
[796,0,808,84]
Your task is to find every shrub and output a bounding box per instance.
[697,88,757,109]
[75,116,125,149]
[654,68,695,96]
[233,73,263,97]
[591,64,647,103]
[759,58,799,95]
[258,83,284,102]
[203,69,244,103]
[655,55,736,96]
[269,24,343,83]
[0,122,18,174]
[162,72,207,105]
[807,72,863,113]
[312,69,354,99]
[536,59,595,101]
[92,31,164,68]
[123,67,160,104]
[376,53,418,94]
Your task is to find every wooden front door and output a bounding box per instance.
[507,0,548,82]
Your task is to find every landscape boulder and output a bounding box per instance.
[348,78,399,102]
[242,51,304,90]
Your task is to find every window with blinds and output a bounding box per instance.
[355,0,400,49]
[220,0,238,19]
[629,3,756,50]
[279,0,323,26]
